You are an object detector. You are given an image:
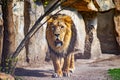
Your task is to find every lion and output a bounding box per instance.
[46,14,77,78]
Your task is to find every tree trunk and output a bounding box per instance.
[0,5,3,64]
[24,0,31,63]
[1,0,15,72]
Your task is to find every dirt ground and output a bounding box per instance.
[15,54,120,80]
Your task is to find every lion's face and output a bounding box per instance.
[46,14,73,53]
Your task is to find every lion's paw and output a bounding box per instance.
[52,73,62,78]
[63,72,71,77]
[69,68,75,73]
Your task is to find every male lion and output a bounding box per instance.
[46,14,77,77]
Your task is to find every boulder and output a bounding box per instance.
[97,10,120,53]
[62,0,115,12]
[81,12,102,59]
[95,0,115,11]
[0,73,14,80]
[114,0,120,11]
[62,0,98,11]
[114,11,120,46]
[13,1,27,65]
[13,0,48,66]
[25,0,48,64]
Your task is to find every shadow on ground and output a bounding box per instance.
[15,68,53,77]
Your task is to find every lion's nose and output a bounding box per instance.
[55,34,60,37]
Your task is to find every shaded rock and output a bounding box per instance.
[25,0,47,64]
[13,1,27,65]
[114,0,120,11]
[114,11,120,46]
[62,0,115,12]
[97,10,120,54]
[62,0,98,11]
[96,0,115,11]
[81,12,102,59]
[0,73,14,80]
[13,0,48,66]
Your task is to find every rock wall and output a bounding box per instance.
[80,11,102,59]
[97,10,120,54]
[24,0,47,64]
[114,0,120,48]
[13,0,48,65]
[13,0,26,65]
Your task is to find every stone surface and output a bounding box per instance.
[114,11,120,46]
[26,0,47,64]
[96,0,115,11]
[62,0,98,11]
[86,17,102,59]
[13,1,27,65]
[62,0,115,12]
[0,73,14,80]
[12,1,48,65]
[97,10,120,54]
[81,12,102,59]
[114,0,120,11]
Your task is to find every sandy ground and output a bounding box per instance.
[15,54,120,80]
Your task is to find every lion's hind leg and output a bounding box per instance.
[69,54,75,73]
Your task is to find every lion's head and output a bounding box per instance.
[46,14,74,54]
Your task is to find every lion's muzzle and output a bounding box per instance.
[54,39,63,47]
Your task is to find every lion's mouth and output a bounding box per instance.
[54,39,63,47]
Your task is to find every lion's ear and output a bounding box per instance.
[46,16,50,20]
[46,15,53,23]
[63,16,72,24]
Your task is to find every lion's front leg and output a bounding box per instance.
[62,54,71,77]
[51,54,64,78]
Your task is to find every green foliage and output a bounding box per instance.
[0,58,18,74]
[108,68,120,80]
[42,0,50,7]
[15,76,23,80]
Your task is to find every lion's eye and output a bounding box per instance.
[61,26,64,28]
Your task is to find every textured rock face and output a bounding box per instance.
[24,0,47,64]
[85,16,101,59]
[114,0,120,11]
[0,73,14,80]
[13,1,48,65]
[62,0,115,12]
[81,12,102,59]
[97,10,120,53]
[95,0,115,11]
[13,1,26,65]
[62,0,98,11]
[114,11,120,46]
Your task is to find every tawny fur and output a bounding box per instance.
[46,14,76,77]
